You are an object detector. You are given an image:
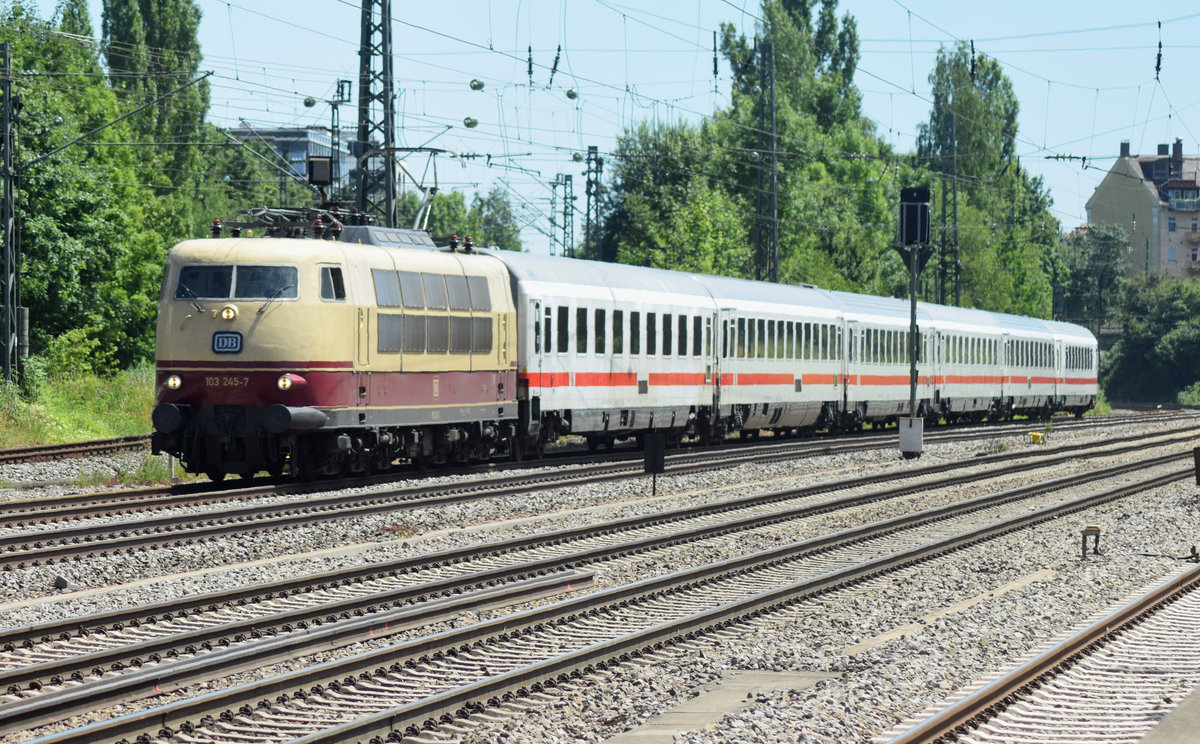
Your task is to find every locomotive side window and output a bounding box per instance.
[472,317,493,353]
[403,316,425,352]
[422,273,448,310]
[427,316,449,353]
[613,310,624,354]
[466,276,491,311]
[378,314,403,352]
[576,308,588,354]
[631,311,641,355]
[320,266,346,301]
[446,275,471,311]
[372,269,402,307]
[398,271,424,308]
[450,317,472,353]
[557,307,569,353]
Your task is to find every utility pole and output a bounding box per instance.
[354,0,398,227]
[561,174,574,257]
[583,145,602,259]
[753,40,778,283]
[1,43,19,382]
[951,111,960,306]
[549,175,560,256]
[329,79,352,194]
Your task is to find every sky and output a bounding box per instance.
[77,1,1200,254]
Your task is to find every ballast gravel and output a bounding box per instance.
[1,412,1199,744]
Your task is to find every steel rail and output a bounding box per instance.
[4,444,1175,702]
[5,425,1195,572]
[884,561,1200,744]
[0,436,149,465]
[4,428,1193,658]
[22,462,1190,744]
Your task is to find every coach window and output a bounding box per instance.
[737,318,746,358]
[704,317,712,357]
[663,313,673,356]
[821,324,830,360]
[595,308,606,355]
[631,311,641,355]
[557,306,569,353]
[576,307,588,354]
[693,316,703,357]
[679,314,688,356]
[754,319,764,359]
[647,312,658,355]
[542,306,552,354]
[320,266,346,301]
[765,320,775,359]
[613,310,624,354]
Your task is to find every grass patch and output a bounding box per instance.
[0,364,154,448]
[75,453,183,488]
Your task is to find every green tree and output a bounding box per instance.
[471,187,523,251]
[1102,273,1200,403]
[102,0,209,187]
[915,44,1059,315]
[1057,224,1129,330]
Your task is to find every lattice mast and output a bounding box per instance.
[354,0,398,227]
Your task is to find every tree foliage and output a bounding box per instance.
[1102,273,1200,403]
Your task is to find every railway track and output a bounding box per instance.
[0,436,149,465]
[3,411,1195,529]
[2,425,1196,573]
[4,431,1184,704]
[887,562,1200,744]
[9,435,1189,744]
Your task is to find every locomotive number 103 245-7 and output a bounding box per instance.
[205,376,250,388]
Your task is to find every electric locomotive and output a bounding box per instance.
[152,215,517,479]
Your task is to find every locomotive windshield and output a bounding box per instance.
[175,265,299,300]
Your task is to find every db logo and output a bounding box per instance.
[212,332,243,354]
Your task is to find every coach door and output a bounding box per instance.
[714,309,734,413]
[531,299,544,378]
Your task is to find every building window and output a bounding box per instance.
[1169,217,1177,233]
[1169,246,1178,263]
[1191,218,1198,232]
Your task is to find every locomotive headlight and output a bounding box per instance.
[166,374,183,390]
[219,304,238,321]
[277,374,293,391]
